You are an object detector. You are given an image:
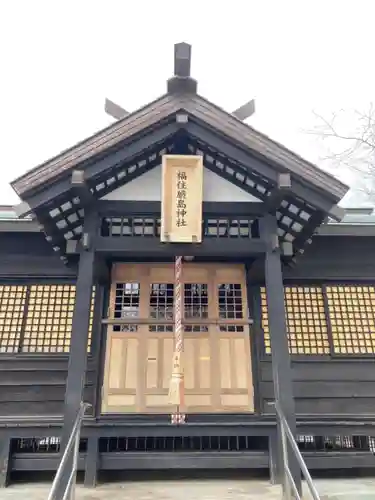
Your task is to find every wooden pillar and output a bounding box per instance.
[0,437,11,488]
[84,437,99,488]
[89,283,106,417]
[269,430,282,485]
[260,214,301,495]
[56,211,97,499]
[245,270,262,414]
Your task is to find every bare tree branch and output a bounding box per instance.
[306,104,375,201]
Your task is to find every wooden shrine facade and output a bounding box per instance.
[1,43,375,490]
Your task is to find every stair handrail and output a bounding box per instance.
[47,402,91,500]
[271,400,321,500]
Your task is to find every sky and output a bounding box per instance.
[1,1,374,206]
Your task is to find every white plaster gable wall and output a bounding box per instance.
[101,165,260,202]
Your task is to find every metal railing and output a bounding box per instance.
[271,401,321,500]
[47,402,91,500]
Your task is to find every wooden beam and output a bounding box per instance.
[94,255,110,285]
[193,145,270,202]
[264,173,291,214]
[329,204,345,221]
[84,437,99,488]
[97,200,266,217]
[49,146,173,227]
[184,121,339,213]
[94,236,266,258]
[57,211,97,499]
[13,201,32,218]
[259,215,301,496]
[0,219,40,232]
[269,430,282,485]
[21,122,181,210]
[71,170,95,206]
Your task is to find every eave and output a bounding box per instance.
[11,93,348,205]
[8,42,349,265]
[8,116,348,264]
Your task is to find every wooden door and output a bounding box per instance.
[101,263,254,413]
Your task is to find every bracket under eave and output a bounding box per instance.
[264,173,292,214]
[13,201,32,218]
[71,170,95,206]
[329,204,345,222]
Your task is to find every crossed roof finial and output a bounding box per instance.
[104,42,256,121]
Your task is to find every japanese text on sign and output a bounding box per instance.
[161,154,203,243]
[176,170,188,228]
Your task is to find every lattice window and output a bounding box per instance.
[296,435,371,452]
[113,282,140,333]
[101,217,160,237]
[204,219,255,238]
[324,436,354,449]
[218,284,244,332]
[184,284,208,333]
[101,217,257,239]
[326,285,375,354]
[0,286,27,353]
[149,284,174,333]
[0,284,95,354]
[261,286,330,355]
[23,285,76,353]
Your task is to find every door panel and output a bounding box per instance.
[102,263,254,413]
[102,335,139,412]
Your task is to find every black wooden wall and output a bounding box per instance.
[0,357,97,416]
[259,358,375,415]
[0,232,81,416]
[284,235,375,280]
[1,230,375,418]
[258,235,375,416]
[0,232,76,278]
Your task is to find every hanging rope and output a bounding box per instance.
[169,255,185,424]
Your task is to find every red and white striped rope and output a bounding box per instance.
[174,255,183,353]
[170,255,185,424]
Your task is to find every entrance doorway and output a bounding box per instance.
[101,263,254,413]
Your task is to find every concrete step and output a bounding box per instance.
[0,478,373,500]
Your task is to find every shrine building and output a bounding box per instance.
[0,43,374,490]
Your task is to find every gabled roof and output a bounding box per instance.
[9,43,349,264]
[11,92,347,201]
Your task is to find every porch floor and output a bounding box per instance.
[1,477,374,500]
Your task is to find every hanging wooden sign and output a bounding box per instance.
[161,154,203,243]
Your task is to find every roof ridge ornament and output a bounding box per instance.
[104,42,256,122]
[167,42,198,95]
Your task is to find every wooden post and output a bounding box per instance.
[84,437,99,488]
[56,211,97,500]
[260,214,301,495]
[0,437,11,488]
[269,431,282,485]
